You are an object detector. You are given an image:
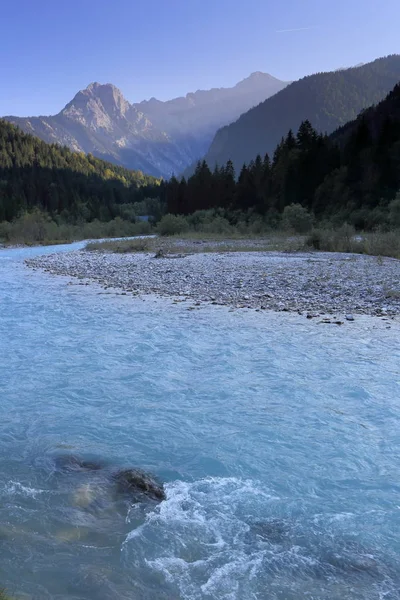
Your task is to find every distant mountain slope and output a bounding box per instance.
[4,73,288,178]
[331,81,400,145]
[136,72,288,157]
[201,55,400,173]
[0,119,159,222]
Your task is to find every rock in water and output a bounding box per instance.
[54,454,104,473]
[249,519,288,543]
[112,468,166,502]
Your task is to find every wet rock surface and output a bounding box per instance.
[112,468,166,502]
[26,247,400,318]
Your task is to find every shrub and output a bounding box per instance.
[306,224,365,254]
[388,194,400,229]
[365,230,400,258]
[11,209,50,242]
[157,214,189,236]
[306,229,323,250]
[202,215,233,234]
[282,203,313,233]
[0,221,12,242]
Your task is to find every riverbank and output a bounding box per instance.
[25,242,400,319]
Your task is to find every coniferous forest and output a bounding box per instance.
[0,119,161,223]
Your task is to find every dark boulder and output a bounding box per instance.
[112,468,166,502]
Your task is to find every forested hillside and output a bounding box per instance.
[0,120,160,222]
[201,55,400,174]
[166,83,400,230]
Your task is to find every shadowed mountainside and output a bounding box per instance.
[199,55,400,174]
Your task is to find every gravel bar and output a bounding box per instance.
[26,248,400,318]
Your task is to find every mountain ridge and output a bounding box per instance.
[4,73,288,178]
[198,55,400,175]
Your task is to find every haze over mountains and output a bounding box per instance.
[201,55,400,174]
[4,73,288,178]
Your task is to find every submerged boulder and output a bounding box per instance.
[54,454,104,473]
[112,468,166,502]
[325,549,379,576]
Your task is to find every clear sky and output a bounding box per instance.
[1,0,399,116]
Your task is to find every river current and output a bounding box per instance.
[0,243,399,599]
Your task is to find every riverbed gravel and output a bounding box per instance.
[25,244,400,319]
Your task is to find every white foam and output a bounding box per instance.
[123,477,281,599]
[3,481,46,499]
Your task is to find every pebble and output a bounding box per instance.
[25,246,400,319]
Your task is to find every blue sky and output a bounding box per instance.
[1,0,399,116]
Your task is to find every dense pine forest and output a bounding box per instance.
[165,83,400,231]
[0,119,161,223]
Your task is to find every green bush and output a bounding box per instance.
[388,194,400,229]
[0,221,12,242]
[306,229,323,250]
[282,204,313,233]
[305,225,400,258]
[157,214,189,236]
[365,230,400,258]
[0,210,154,245]
[202,215,233,234]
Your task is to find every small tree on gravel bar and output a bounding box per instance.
[282,203,313,233]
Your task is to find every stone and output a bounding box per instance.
[54,454,104,473]
[250,520,288,543]
[154,249,165,259]
[345,314,355,321]
[112,468,166,502]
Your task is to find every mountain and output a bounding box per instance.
[0,119,159,223]
[4,73,288,178]
[136,72,288,157]
[200,55,400,174]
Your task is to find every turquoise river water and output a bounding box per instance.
[0,243,400,600]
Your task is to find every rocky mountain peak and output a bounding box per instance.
[235,71,287,92]
[61,82,131,130]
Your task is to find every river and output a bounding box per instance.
[0,242,399,599]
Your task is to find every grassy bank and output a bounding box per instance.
[1,209,399,259]
[85,234,306,255]
[85,227,400,259]
[305,226,400,259]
